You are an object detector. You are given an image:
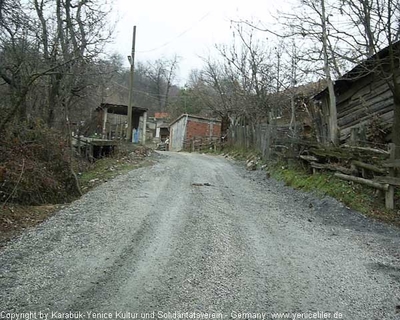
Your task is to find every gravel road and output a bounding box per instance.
[1,152,400,319]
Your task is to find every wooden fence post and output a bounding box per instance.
[359,125,367,147]
[386,143,395,209]
[350,127,358,146]
[266,124,272,160]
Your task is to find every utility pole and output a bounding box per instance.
[127,26,136,142]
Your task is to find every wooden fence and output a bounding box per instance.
[304,143,399,210]
[227,123,399,209]
[183,136,222,153]
[227,123,304,160]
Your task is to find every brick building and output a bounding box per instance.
[169,114,221,152]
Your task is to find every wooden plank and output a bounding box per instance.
[89,141,119,147]
[339,102,393,129]
[76,137,119,146]
[374,176,400,186]
[340,110,393,140]
[342,144,390,155]
[336,73,376,105]
[310,162,327,169]
[334,172,389,191]
[351,160,386,174]
[386,186,395,210]
[299,155,318,162]
[310,148,353,160]
[339,90,393,123]
[311,162,354,175]
[385,143,396,209]
[382,159,400,168]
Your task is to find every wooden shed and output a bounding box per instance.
[313,43,400,143]
[96,103,148,143]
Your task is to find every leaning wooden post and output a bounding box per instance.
[350,127,358,146]
[142,111,147,145]
[386,143,395,210]
[334,172,389,191]
[102,107,108,139]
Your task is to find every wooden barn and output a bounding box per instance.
[313,43,400,143]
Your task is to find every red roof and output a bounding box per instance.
[154,112,170,119]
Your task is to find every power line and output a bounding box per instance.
[112,81,166,98]
[136,12,212,53]
[112,80,187,101]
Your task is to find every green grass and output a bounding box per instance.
[220,145,261,160]
[269,163,374,212]
[222,147,400,226]
[268,162,400,226]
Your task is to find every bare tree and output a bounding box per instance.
[331,0,400,156]
[0,0,117,199]
[212,25,280,124]
[0,0,115,131]
[143,55,180,111]
[234,2,342,144]
[279,0,341,145]
[198,57,242,124]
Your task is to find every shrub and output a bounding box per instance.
[0,121,81,205]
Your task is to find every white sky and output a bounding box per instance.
[110,0,292,85]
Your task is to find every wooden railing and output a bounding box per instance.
[227,124,399,210]
[300,143,399,209]
[183,137,222,153]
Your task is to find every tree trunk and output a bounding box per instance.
[327,79,338,145]
[289,94,296,135]
[321,0,339,146]
[0,87,30,132]
[47,74,60,128]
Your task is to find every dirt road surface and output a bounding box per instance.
[1,152,400,319]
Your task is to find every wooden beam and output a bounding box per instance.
[351,160,386,174]
[374,176,400,186]
[102,107,108,139]
[382,159,400,168]
[385,143,396,210]
[342,144,390,155]
[310,148,353,160]
[299,155,318,162]
[142,111,147,144]
[334,172,389,191]
[386,188,394,210]
[311,162,354,175]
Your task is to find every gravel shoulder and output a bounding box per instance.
[1,152,399,319]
